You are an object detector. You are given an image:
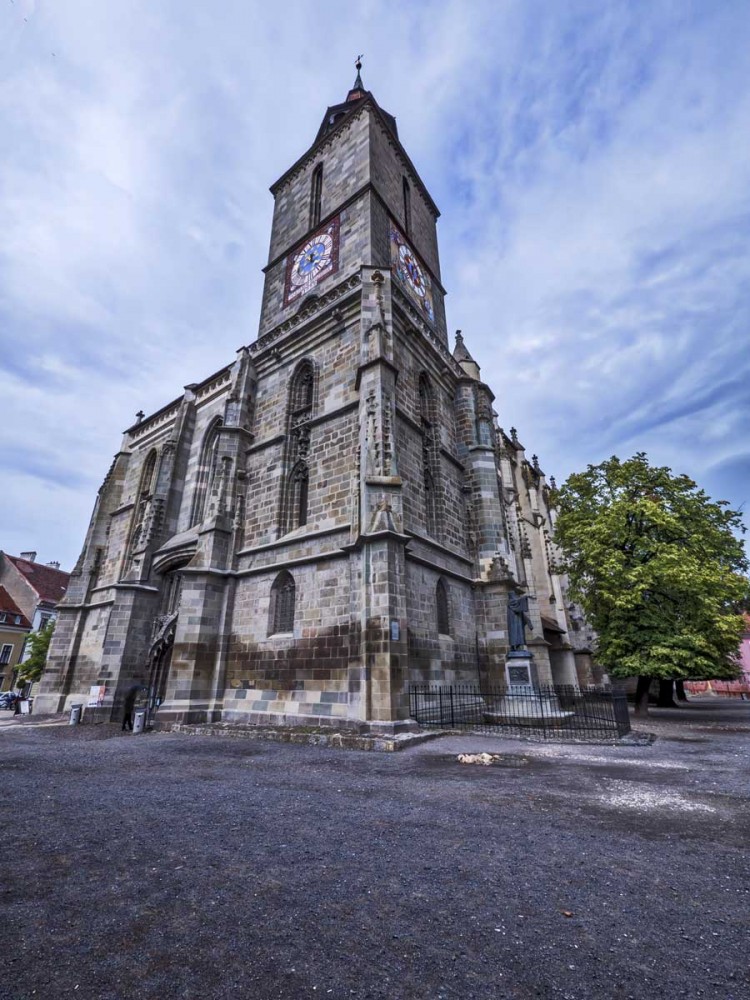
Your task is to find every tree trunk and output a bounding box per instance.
[657,678,678,708]
[634,675,651,715]
[675,679,688,702]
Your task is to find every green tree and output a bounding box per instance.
[17,618,55,684]
[553,454,749,712]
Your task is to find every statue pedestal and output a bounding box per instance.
[487,650,573,722]
[504,650,536,689]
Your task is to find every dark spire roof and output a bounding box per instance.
[347,55,365,101]
[452,330,476,364]
[311,59,399,146]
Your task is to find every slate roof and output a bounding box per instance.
[6,556,69,604]
[0,586,32,629]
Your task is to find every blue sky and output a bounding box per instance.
[1,0,749,569]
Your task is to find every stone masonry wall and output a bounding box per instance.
[224,558,358,725]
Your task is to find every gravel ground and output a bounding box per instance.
[1,700,749,1000]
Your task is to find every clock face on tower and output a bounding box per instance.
[284,218,340,306]
[389,222,435,324]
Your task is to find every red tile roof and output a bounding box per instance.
[0,586,32,629]
[7,556,69,604]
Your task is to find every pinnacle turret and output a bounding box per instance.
[452,330,481,379]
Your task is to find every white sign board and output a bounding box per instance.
[88,685,106,707]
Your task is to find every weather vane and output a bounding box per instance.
[355,54,363,71]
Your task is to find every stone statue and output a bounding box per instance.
[507,590,532,649]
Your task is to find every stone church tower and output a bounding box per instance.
[35,68,591,726]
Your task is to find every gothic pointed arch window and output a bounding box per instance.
[436,578,450,636]
[402,176,412,236]
[280,359,317,535]
[310,163,323,228]
[418,373,440,537]
[130,449,158,552]
[191,418,223,526]
[269,570,295,635]
[286,461,309,529]
[290,358,316,417]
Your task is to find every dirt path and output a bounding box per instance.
[1,702,748,999]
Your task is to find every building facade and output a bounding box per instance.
[35,72,588,727]
[0,551,69,681]
[0,586,31,691]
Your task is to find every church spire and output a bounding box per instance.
[347,55,366,102]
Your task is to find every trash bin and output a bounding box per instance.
[69,704,83,725]
[132,708,147,734]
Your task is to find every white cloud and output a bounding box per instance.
[1,0,749,565]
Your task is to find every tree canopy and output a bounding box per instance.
[17,618,55,684]
[553,453,749,681]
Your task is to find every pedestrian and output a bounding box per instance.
[121,685,140,731]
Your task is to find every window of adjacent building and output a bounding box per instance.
[436,579,450,636]
[0,644,13,665]
[269,571,295,635]
[402,177,412,236]
[310,164,323,228]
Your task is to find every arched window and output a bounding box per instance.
[418,373,440,537]
[280,359,317,535]
[402,177,412,236]
[160,571,183,617]
[436,578,450,636]
[289,359,315,416]
[130,449,158,551]
[139,450,158,498]
[191,418,222,526]
[269,570,295,635]
[286,461,309,530]
[310,164,323,228]
[418,372,434,425]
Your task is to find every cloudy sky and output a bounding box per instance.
[2,0,749,569]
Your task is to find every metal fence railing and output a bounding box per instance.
[409,683,631,740]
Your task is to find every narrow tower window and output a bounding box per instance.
[280,359,317,535]
[402,177,411,236]
[418,373,440,537]
[310,164,323,228]
[269,570,295,635]
[286,461,309,529]
[436,578,450,636]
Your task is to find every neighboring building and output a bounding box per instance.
[0,586,32,690]
[0,552,70,667]
[36,69,587,727]
[685,613,750,698]
[740,613,750,687]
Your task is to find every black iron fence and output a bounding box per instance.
[410,684,631,740]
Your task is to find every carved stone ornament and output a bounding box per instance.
[489,554,513,582]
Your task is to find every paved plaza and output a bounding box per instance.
[1,701,749,999]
